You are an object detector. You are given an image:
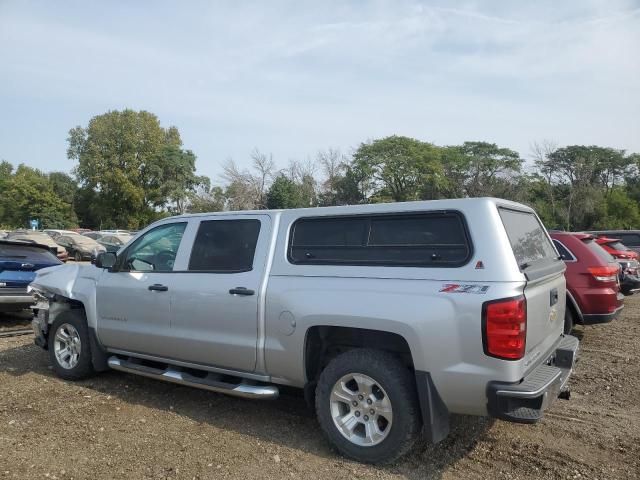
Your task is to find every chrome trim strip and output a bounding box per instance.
[255,211,280,374]
[495,369,563,399]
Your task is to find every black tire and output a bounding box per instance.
[315,349,421,464]
[74,250,82,262]
[48,310,96,380]
[564,307,575,335]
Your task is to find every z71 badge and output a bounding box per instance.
[440,284,490,294]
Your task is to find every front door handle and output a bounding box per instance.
[229,287,255,296]
[148,284,169,292]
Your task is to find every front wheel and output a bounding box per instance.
[48,310,96,380]
[315,349,421,464]
[74,251,82,262]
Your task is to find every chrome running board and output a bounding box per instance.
[107,356,279,399]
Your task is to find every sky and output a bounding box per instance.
[1,0,639,182]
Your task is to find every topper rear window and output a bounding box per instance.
[288,211,472,267]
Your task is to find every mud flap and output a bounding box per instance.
[89,327,110,372]
[415,371,450,443]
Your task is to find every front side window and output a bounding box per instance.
[289,212,471,267]
[121,222,187,272]
[188,219,261,272]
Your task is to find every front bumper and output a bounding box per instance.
[31,305,49,349]
[487,335,579,423]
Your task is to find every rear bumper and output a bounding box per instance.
[621,274,640,295]
[582,304,623,325]
[0,288,35,310]
[487,335,579,423]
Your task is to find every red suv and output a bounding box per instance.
[550,232,624,333]
[595,236,639,261]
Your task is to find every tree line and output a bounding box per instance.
[1,109,639,231]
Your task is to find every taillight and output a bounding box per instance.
[587,266,619,282]
[482,296,526,360]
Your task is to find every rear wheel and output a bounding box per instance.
[564,307,575,335]
[315,349,421,464]
[48,310,96,380]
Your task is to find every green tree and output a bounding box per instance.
[187,185,226,213]
[352,136,443,202]
[1,164,76,228]
[68,109,192,228]
[443,141,522,198]
[599,188,640,229]
[266,174,302,209]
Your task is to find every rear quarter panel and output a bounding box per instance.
[265,199,563,415]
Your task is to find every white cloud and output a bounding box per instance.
[0,0,638,179]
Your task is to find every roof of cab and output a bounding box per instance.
[164,197,533,222]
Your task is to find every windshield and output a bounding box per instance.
[73,236,100,246]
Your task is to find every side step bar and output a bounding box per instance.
[107,356,279,399]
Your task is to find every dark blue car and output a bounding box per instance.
[0,240,62,312]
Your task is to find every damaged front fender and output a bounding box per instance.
[30,263,104,330]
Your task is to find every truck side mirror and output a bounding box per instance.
[95,252,117,269]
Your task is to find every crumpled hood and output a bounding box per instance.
[30,262,103,299]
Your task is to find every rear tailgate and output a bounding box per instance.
[499,208,566,355]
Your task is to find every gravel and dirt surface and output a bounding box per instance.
[0,298,639,480]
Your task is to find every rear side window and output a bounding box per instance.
[499,208,557,268]
[552,240,575,261]
[288,212,471,267]
[189,219,261,272]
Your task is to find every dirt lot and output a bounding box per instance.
[0,300,639,480]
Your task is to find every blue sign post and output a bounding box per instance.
[30,219,38,230]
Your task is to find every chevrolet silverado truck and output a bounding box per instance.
[30,198,578,464]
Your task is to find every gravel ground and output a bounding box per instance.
[0,298,639,480]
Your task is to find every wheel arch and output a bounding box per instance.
[302,325,450,444]
[47,298,109,372]
[566,290,583,324]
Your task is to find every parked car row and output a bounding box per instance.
[0,228,134,263]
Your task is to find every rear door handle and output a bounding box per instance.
[229,287,255,296]
[148,284,169,292]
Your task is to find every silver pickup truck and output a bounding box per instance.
[30,198,578,464]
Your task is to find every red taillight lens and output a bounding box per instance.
[482,296,526,360]
[587,266,619,282]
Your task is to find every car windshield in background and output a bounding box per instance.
[499,208,557,269]
[74,236,100,246]
[607,241,631,251]
[0,242,60,263]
